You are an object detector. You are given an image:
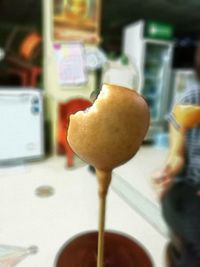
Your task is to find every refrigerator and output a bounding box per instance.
[123,20,174,140]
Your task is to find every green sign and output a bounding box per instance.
[144,21,174,40]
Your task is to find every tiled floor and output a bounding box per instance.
[0,145,169,267]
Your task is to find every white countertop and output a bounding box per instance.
[0,145,169,267]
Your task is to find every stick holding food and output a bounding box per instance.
[67,83,150,267]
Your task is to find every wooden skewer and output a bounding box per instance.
[97,195,106,267]
[95,169,112,267]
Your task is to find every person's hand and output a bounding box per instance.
[152,165,173,199]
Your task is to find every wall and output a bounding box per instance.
[43,0,96,153]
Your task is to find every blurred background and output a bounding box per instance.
[0,0,200,161]
[0,1,200,266]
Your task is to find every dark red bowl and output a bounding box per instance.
[55,231,153,267]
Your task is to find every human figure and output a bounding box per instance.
[152,40,200,267]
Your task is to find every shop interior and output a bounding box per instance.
[0,0,200,266]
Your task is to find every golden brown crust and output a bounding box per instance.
[67,84,150,171]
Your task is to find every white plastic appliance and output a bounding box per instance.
[0,88,44,163]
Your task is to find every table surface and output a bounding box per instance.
[0,145,169,267]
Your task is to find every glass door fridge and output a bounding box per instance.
[143,41,172,126]
[123,20,174,141]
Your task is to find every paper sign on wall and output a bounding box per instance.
[53,42,87,86]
